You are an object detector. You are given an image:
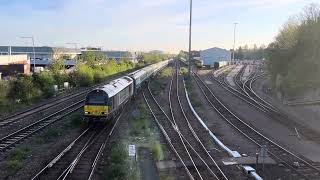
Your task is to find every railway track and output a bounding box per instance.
[212,66,277,114]
[143,61,231,180]
[171,62,229,179]
[0,87,92,128]
[193,72,320,179]
[143,85,194,180]
[0,71,136,129]
[0,100,84,152]
[31,109,124,180]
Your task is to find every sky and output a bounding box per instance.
[0,0,316,53]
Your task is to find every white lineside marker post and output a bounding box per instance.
[129,144,136,170]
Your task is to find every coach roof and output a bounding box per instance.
[100,76,133,97]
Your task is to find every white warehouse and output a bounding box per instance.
[200,47,231,66]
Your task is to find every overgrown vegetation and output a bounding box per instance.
[151,141,163,161]
[185,79,202,112]
[104,144,138,180]
[266,4,320,97]
[137,52,172,67]
[180,67,188,76]
[7,147,31,174]
[151,67,172,95]
[131,104,150,136]
[0,52,135,114]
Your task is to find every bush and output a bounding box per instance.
[93,69,106,83]
[0,81,9,110]
[74,64,94,86]
[7,75,40,103]
[33,71,55,98]
[53,72,68,86]
[104,144,128,180]
[151,141,163,161]
[8,147,30,174]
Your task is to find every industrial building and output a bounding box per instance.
[81,47,137,63]
[200,47,231,66]
[0,46,80,61]
[0,54,30,76]
[0,46,137,76]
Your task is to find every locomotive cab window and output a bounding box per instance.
[86,91,107,105]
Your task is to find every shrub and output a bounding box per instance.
[53,72,69,86]
[33,71,55,98]
[93,69,106,83]
[8,147,30,174]
[74,65,94,86]
[0,81,9,110]
[7,75,40,103]
[104,144,128,180]
[151,141,163,161]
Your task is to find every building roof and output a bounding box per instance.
[30,59,76,66]
[0,46,80,54]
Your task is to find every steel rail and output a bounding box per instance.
[143,91,194,180]
[31,106,126,180]
[242,74,275,111]
[58,125,108,180]
[193,72,320,179]
[87,105,125,180]
[0,100,84,152]
[178,76,228,179]
[242,73,278,112]
[31,127,91,180]
[169,61,203,180]
[174,63,225,179]
[211,72,267,113]
[248,73,279,111]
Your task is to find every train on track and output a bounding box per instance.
[84,59,172,121]
[213,61,228,69]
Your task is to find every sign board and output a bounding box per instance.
[128,145,136,157]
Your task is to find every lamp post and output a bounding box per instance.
[20,36,36,72]
[232,23,238,64]
[188,0,193,77]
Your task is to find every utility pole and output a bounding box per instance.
[232,23,238,64]
[21,36,36,72]
[188,0,193,77]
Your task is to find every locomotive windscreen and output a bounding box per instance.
[86,91,107,105]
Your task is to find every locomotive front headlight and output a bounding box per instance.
[85,111,89,114]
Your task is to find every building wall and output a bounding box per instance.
[0,55,30,75]
[200,47,231,66]
[0,55,28,65]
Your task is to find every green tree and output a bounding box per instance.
[8,76,40,103]
[33,71,56,97]
[267,3,320,97]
